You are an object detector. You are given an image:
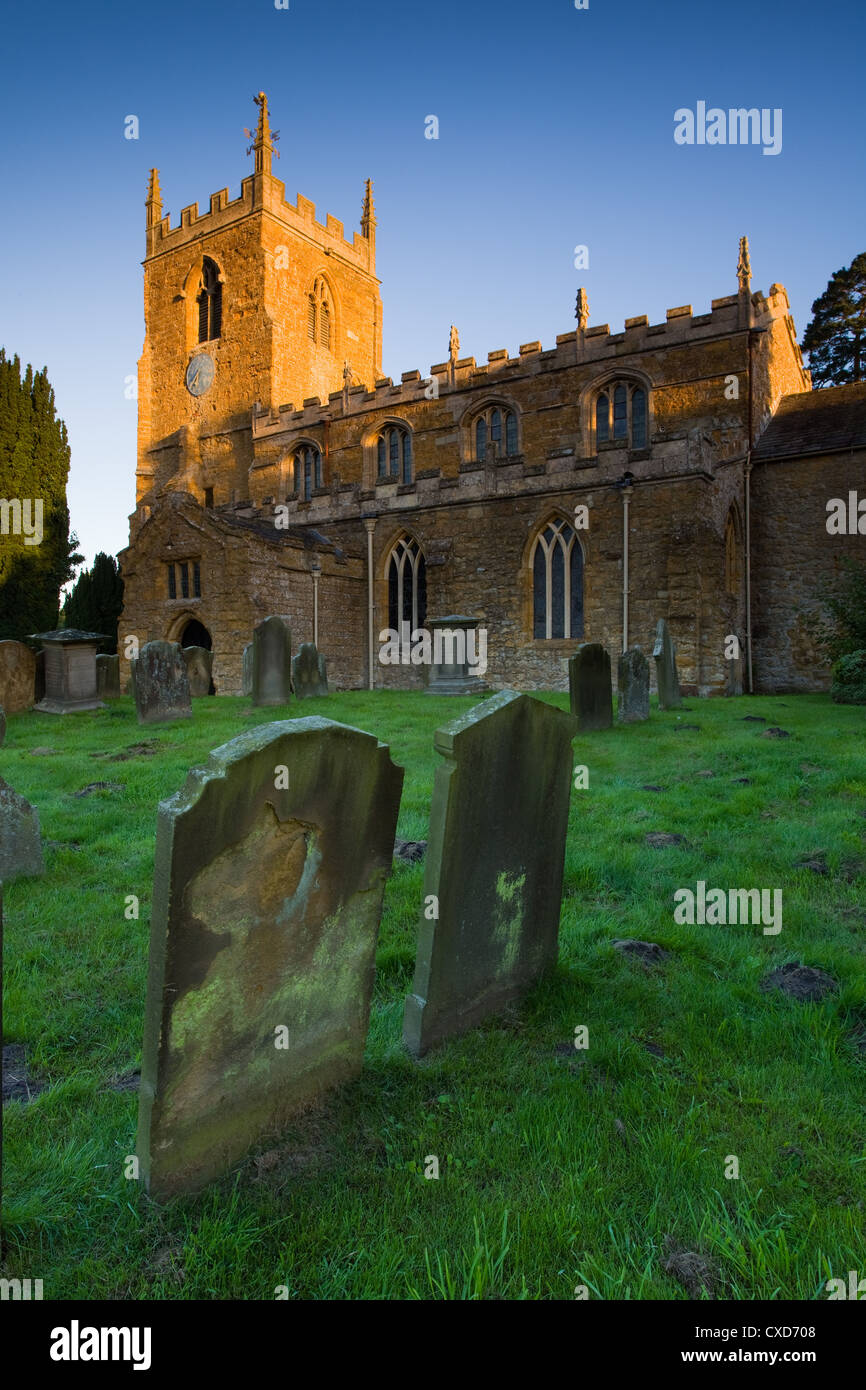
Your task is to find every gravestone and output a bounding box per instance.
[403,690,578,1057]
[252,616,292,706]
[291,643,328,699]
[617,646,649,723]
[183,645,213,697]
[131,641,192,725]
[0,705,5,747]
[0,640,36,713]
[652,619,682,710]
[425,615,489,695]
[31,629,107,714]
[0,776,44,880]
[568,642,613,730]
[242,643,253,696]
[96,654,121,699]
[137,717,404,1198]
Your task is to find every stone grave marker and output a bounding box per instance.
[617,646,649,723]
[403,690,578,1057]
[96,654,121,699]
[0,776,44,880]
[425,615,488,695]
[652,619,682,710]
[252,616,292,706]
[183,645,213,697]
[31,629,107,714]
[0,705,5,747]
[131,641,192,725]
[292,642,328,699]
[568,642,613,730]
[0,640,36,713]
[242,643,253,696]
[137,717,404,1198]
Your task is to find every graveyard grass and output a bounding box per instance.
[3,691,865,1300]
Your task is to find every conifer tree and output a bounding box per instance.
[801,253,866,387]
[63,551,124,652]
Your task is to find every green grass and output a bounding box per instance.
[2,690,865,1300]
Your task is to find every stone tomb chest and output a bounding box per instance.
[30,629,108,714]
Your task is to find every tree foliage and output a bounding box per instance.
[812,556,866,663]
[63,551,124,653]
[800,253,866,387]
[0,349,82,639]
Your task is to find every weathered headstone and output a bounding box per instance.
[137,717,404,1198]
[131,641,192,725]
[0,776,44,880]
[96,654,121,699]
[652,619,682,710]
[292,642,328,699]
[31,629,107,714]
[403,690,578,1057]
[0,640,36,714]
[0,705,5,747]
[252,616,292,706]
[617,646,649,723]
[182,645,213,697]
[242,643,253,696]
[568,642,613,730]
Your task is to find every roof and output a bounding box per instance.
[753,383,866,462]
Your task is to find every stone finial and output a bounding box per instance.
[449,325,460,363]
[247,92,278,175]
[146,168,162,229]
[737,235,751,292]
[575,287,590,331]
[361,178,376,237]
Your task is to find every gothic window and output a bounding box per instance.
[725,509,739,595]
[531,519,584,640]
[386,535,427,636]
[308,278,333,351]
[167,560,202,599]
[197,258,222,343]
[376,424,413,484]
[474,405,519,461]
[293,444,323,501]
[593,381,649,450]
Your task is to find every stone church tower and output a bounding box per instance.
[136,93,381,510]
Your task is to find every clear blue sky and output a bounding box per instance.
[1,0,863,570]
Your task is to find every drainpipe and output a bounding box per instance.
[363,516,376,690]
[745,328,755,693]
[621,480,634,653]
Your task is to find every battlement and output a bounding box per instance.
[251,281,796,438]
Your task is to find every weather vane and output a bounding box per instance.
[244,93,280,159]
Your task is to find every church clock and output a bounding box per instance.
[186,353,215,397]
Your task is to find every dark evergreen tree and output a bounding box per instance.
[800,253,866,387]
[63,551,124,652]
[0,349,81,639]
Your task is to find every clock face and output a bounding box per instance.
[186,353,215,397]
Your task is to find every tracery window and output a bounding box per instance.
[387,535,427,634]
[474,405,519,461]
[293,444,323,501]
[595,381,648,449]
[531,519,583,640]
[377,425,413,484]
[307,277,333,350]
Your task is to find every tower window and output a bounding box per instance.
[197,258,222,343]
[293,444,324,501]
[204,487,214,508]
[308,278,333,351]
[474,405,519,461]
[594,381,649,450]
[531,519,584,640]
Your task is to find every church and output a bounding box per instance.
[118,94,866,697]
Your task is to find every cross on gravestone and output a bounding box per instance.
[403,690,578,1057]
[137,717,404,1198]
[652,619,682,710]
[568,642,613,730]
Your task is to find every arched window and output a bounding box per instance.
[531,519,584,640]
[725,508,739,595]
[474,404,519,461]
[387,535,427,636]
[593,381,648,450]
[197,258,222,343]
[292,444,323,501]
[307,277,333,351]
[377,425,413,484]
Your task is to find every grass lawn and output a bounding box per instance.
[2,689,865,1300]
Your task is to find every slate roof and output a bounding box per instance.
[752,383,866,462]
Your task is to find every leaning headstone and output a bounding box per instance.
[131,641,192,725]
[617,646,650,723]
[568,642,613,731]
[652,620,682,710]
[0,640,36,713]
[292,642,328,699]
[403,690,578,1057]
[182,645,213,697]
[137,717,404,1198]
[0,776,44,880]
[96,654,121,699]
[242,643,253,696]
[252,615,292,706]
